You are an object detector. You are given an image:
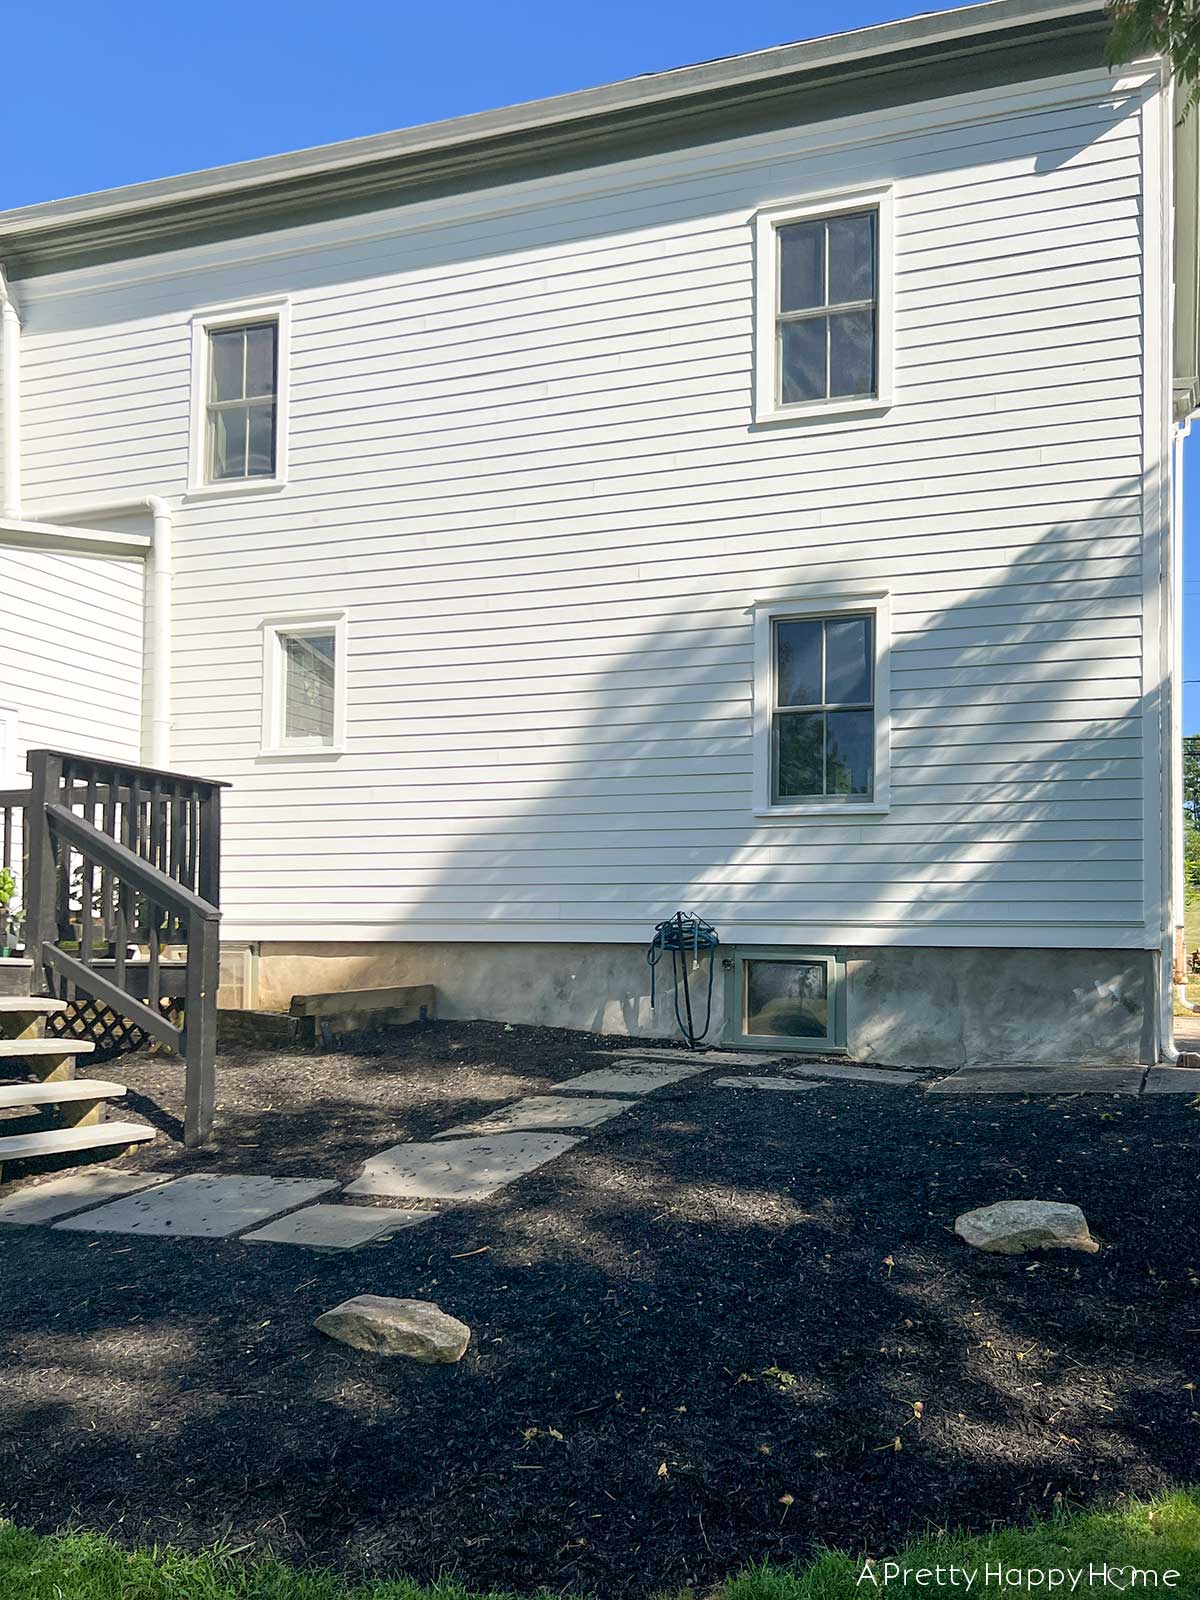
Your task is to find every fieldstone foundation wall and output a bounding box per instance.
[237,939,1159,1068]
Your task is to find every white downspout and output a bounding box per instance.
[29,495,173,769]
[0,268,21,519]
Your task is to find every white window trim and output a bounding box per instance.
[187,296,291,499]
[752,590,891,818]
[260,611,347,758]
[753,184,894,427]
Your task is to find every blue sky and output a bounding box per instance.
[3,0,1196,727]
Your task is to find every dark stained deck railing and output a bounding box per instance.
[17,749,227,1147]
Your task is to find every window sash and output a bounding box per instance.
[771,614,875,802]
[774,212,878,406]
[204,322,278,482]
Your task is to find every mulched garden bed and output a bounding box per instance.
[1,1019,1199,1598]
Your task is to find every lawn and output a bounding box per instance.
[3,1493,1199,1597]
[3,1021,1200,1597]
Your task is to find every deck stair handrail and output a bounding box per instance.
[19,749,228,1147]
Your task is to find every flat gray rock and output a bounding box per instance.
[54,1174,338,1238]
[712,1076,819,1091]
[928,1065,1144,1096]
[1144,1066,1200,1094]
[243,1203,433,1250]
[955,1199,1099,1255]
[553,1062,705,1096]
[439,1094,638,1136]
[0,1167,170,1226]
[782,1061,918,1086]
[345,1132,581,1202]
[315,1295,470,1362]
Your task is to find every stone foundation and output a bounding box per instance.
[223,939,1160,1068]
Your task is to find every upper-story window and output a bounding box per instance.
[189,298,290,496]
[754,186,894,425]
[207,322,277,481]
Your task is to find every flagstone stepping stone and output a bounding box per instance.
[954,1199,1099,1255]
[712,1076,819,1091]
[927,1064,1143,1096]
[438,1094,638,1137]
[1144,1066,1200,1094]
[0,1167,170,1226]
[782,1061,919,1086]
[54,1174,338,1238]
[594,1048,783,1066]
[345,1132,581,1203]
[315,1295,470,1362]
[554,1062,706,1096]
[244,1203,433,1250]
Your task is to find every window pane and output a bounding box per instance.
[775,619,822,707]
[776,711,823,799]
[246,403,277,476]
[244,324,277,398]
[283,633,336,743]
[210,406,247,479]
[778,220,824,312]
[824,616,873,705]
[826,709,874,796]
[780,317,826,405]
[209,329,245,402]
[827,212,875,304]
[745,959,828,1039]
[828,309,875,398]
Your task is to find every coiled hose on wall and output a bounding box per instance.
[647,910,720,1049]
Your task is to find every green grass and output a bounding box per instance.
[3,1493,1200,1599]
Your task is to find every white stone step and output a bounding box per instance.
[0,1079,126,1109]
[0,997,69,1014]
[0,1121,155,1161]
[0,1038,95,1055]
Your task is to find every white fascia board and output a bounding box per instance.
[0,517,150,558]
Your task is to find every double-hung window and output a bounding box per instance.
[754,186,893,424]
[753,594,891,815]
[189,300,290,494]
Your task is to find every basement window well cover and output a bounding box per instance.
[725,950,846,1052]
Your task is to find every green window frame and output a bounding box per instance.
[723,947,847,1054]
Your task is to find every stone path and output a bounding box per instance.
[6,1041,1184,1251]
[53,1174,338,1238]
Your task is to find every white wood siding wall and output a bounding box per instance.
[11,64,1164,949]
[0,546,144,773]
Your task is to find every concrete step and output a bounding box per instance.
[0,1039,95,1056]
[0,997,69,1014]
[0,1120,155,1162]
[0,1079,126,1109]
[0,960,33,997]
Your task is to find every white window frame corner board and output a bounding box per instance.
[752,183,895,428]
[751,589,891,818]
[259,610,347,758]
[186,296,292,499]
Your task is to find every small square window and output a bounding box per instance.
[724,949,846,1053]
[262,614,346,756]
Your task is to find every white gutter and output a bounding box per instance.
[30,495,174,768]
[0,267,21,518]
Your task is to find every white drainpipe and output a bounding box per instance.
[30,495,174,769]
[0,268,21,519]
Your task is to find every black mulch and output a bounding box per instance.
[1,1020,1199,1598]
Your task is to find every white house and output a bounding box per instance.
[0,0,1194,1067]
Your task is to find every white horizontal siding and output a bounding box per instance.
[0,546,144,774]
[11,65,1159,948]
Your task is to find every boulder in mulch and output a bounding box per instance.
[315,1294,471,1361]
[954,1199,1099,1255]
